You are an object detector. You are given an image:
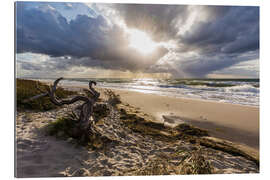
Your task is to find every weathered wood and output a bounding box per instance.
[28,77,100,132]
[89,81,100,100]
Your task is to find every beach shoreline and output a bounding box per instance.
[60,83,259,108]
[60,83,259,151]
[116,88,259,150]
[29,77,260,107]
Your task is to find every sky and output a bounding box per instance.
[15,2,259,79]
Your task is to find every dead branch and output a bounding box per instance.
[28,77,100,130]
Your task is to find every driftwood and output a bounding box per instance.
[28,77,100,130]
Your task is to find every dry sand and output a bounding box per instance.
[15,105,92,177]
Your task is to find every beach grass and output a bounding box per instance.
[46,116,77,137]
[135,150,212,175]
[16,79,77,111]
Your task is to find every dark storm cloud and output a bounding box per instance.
[112,4,189,42]
[176,6,259,76]
[179,52,258,77]
[16,2,259,77]
[180,6,259,55]
[16,2,168,72]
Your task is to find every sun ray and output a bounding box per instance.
[128,29,158,55]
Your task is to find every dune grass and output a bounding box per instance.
[118,104,209,142]
[135,150,212,175]
[16,79,77,111]
[46,116,77,137]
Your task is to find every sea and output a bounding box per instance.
[32,78,259,107]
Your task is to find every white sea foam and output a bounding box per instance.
[225,84,259,93]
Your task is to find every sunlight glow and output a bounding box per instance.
[128,29,158,55]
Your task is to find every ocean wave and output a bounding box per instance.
[224,84,259,93]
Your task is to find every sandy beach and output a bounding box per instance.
[16,82,260,177]
[41,82,260,150]
[67,84,258,151]
[108,88,259,150]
